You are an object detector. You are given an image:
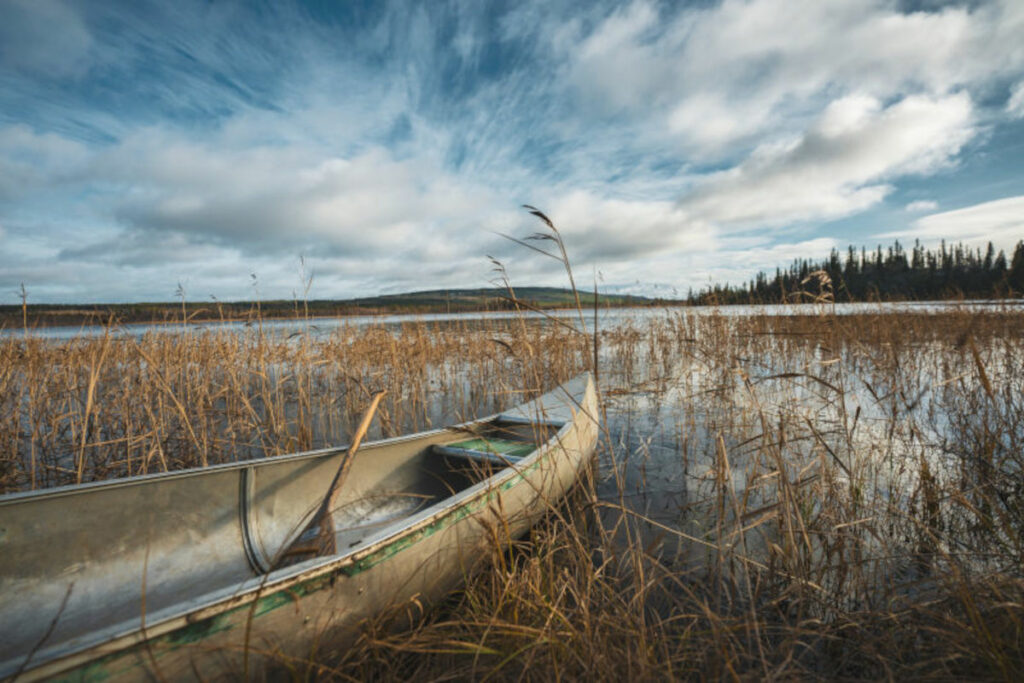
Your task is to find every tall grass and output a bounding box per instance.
[2,302,1022,678]
[315,306,1022,681]
[0,319,587,492]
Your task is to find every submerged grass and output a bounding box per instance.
[2,299,1023,679]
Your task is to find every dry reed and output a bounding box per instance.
[2,294,1022,680]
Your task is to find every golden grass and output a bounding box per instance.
[306,306,1021,681]
[0,318,587,492]
[2,301,1022,680]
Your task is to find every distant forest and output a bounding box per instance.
[689,239,1024,304]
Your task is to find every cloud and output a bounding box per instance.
[706,236,840,284]
[563,0,1023,158]
[544,190,708,261]
[905,200,939,212]
[678,93,975,228]
[1008,81,1024,118]
[590,235,842,297]
[0,125,90,199]
[2,1,1024,303]
[75,132,520,268]
[878,195,1024,251]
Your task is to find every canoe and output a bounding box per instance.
[0,373,598,681]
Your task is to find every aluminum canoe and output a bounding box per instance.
[0,373,598,681]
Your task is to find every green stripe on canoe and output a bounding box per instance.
[447,437,536,458]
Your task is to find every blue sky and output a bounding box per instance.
[1,0,1023,303]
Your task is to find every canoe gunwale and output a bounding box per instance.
[0,428,452,506]
[8,374,598,681]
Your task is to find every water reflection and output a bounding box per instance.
[7,299,1021,340]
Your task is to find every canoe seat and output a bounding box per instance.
[433,437,534,468]
[493,414,565,430]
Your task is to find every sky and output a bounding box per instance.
[1,0,1023,304]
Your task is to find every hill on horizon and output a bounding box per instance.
[0,286,660,329]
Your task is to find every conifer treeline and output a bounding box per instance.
[689,239,1024,304]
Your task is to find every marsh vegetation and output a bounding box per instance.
[2,299,1022,680]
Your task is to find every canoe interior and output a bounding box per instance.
[327,420,559,553]
[0,415,560,674]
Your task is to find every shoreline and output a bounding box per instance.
[2,298,1023,337]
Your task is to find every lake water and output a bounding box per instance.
[7,299,1022,340]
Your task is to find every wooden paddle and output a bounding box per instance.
[277,391,387,565]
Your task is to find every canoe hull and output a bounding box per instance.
[5,374,598,681]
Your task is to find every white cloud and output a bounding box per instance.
[0,116,534,301]
[106,143,485,254]
[593,235,842,297]
[878,195,1024,251]
[678,93,975,228]
[568,2,665,114]
[545,189,708,260]
[706,236,840,284]
[0,125,90,198]
[0,114,509,269]
[1008,81,1024,118]
[564,0,1024,158]
[3,0,1024,303]
[905,200,939,212]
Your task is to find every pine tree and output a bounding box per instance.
[1010,241,1024,293]
[994,250,1007,273]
